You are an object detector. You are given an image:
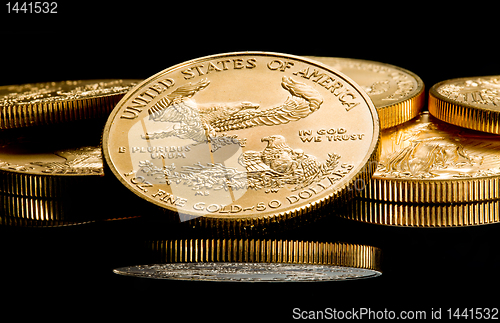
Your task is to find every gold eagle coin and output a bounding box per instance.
[102,52,380,235]
[429,75,500,134]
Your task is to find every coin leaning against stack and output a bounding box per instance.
[101,52,381,236]
[99,52,387,281]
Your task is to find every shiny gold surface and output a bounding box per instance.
[362,112,500,203]
[306,56,425,129]
[0,79,140,129]
[102,52,380,235]
[113,239,382,281]
[429,76,500,134]
[343,198,500,227]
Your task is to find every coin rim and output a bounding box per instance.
[0,79,141,129]
[429,75,500,134]
[361,112,500,203]
[102,51,381,232]
[342,198,500,227]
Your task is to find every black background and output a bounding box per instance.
[1,3,499,319]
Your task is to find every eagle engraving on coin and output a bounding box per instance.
[142,76,323,146]
[138,134,344,194]
[437,77,500,106]
[30,146,103,172]
[377,114,488,179]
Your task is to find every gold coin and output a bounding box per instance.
[0,79,140,129]
[362,112,500,203]
[342,198,500,227]
[103,52,380,235]
[0,128,103,198]
[113,239,382,281]
[429,76,500,134]
[305,56,425,129]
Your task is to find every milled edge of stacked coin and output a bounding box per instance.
[0,79,141,129]
[305,56,425,129]
[342,198,500,227]
[360,112,500,203]
[0,143,104,198]
[101,52,381,236]
[429,76,500,134]
[112,239,382,281]
[0,131,105,224]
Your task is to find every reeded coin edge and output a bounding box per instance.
[0,93,124,129]
[429,80,500,135]
[365,59,425,130]
[0,169,104,198]
[146,239,382,273]
[377,85,425,129]
[361,176,500,203]
[342,198,500,227]
[102,51,381,236]
[0,193,97,226]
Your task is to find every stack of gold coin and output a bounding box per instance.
[338,72,500,227]
[0,79,140,226]
[0,127,103,226]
